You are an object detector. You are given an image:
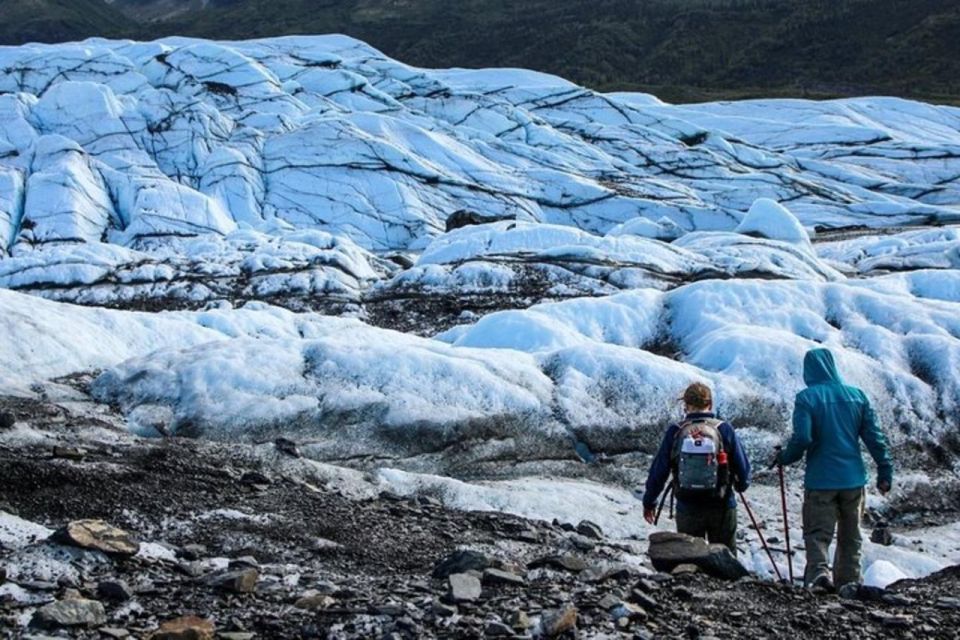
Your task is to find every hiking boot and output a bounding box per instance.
[810,575,835,593]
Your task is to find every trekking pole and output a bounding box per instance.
[653,484,673,525]
[777,459,796,584]
[738,491,784,582]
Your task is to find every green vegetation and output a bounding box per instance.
[3,0,959,104]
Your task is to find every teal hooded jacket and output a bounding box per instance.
[778,348,893,490]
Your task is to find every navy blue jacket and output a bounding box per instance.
[642,412,751,512]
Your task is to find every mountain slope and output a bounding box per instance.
[0,0,136,45]
[0,0,958,102]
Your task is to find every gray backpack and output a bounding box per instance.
[670,418,728,502]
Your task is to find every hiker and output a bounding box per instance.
[772,347,893,591]
[642,382,751,553]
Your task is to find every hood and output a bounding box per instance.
[803,348,843,386]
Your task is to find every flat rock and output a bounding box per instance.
[51,520,140,557]
[447,573,482,603]
[100,629,130,639]
[52,446,86,461]
[294,594,336,610]
[149,615,216,640]
[32,598,106,629]
[207,568,259,593]
[647,532,747,580]
[528,554,588,573]
[482,568,525,586]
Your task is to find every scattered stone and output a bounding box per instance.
[672,563,700,576]
[611,602,647,622]
[485,621,515,636]
[239,471,271,486]
[51,520,140,557]
[446,573,482,603]
[576,520,603,540]
[179,544,207,561]
[207,568,259,594]
[52,446,86,461]
[431,600,458,618]
[597,594,621,611]
[294,594,336,610]
[507,610,531,630]
[583,563,635,583]
[97,579,134,602]
[528,554,588,573]
[229,556,260,569]
[647,532,748,580]
[635,577,660,593]
[149,615,216,640]
[482,568,525,587]
[274,437,301,458]
[628,591,659,611]
[32,598,107,629]
[673,586,694,601]
[869,612,913,629]
[936,596,960,610]
[539,605,577,637]
[433,550,491,579]
[870,522,894,546]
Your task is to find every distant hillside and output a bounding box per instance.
[2,0,959,104]
[0,0,136,45]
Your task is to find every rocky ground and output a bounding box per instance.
[1,396,959,640]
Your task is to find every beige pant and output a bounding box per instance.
[802,488,864,587]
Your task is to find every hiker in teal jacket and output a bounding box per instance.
[775,347,894,591]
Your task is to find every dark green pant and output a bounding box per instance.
[802,488,864,587]
[676,504,738,554]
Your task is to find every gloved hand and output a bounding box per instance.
[644,508,656,525]
[877,479,891,495]
[768,446,783,470]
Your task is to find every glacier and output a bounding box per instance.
[2,34,960,594]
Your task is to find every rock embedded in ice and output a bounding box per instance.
[735,198,811,246]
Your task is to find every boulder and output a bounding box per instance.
[149,615,215,640]
[51,520,140,557]
[647,532,748,580]
[507,610,532,630]
[446,572,482,603]
[32,598,106,629]
[432,550,491,579]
